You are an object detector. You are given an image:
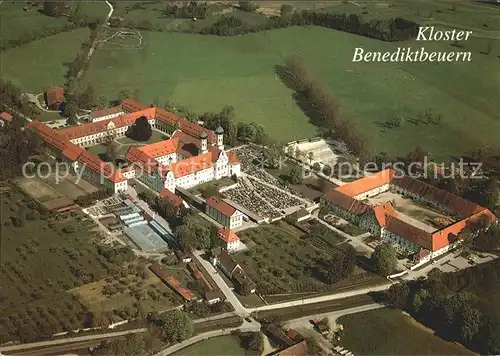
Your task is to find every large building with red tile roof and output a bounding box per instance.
[206,197,244,229]
[321,169,497,265]
[28,99,241,196]
[45,86,64,109]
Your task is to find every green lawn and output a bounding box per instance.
[0,0,108,46]
[171,335,252,356]
[1,28,90,93]
[84,24,499,157]
[338,308,474,355]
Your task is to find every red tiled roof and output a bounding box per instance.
[59,107,156,140]
[277,340,309,356]
[91,106,123,119]
[46,86,64,106]
[139,137,179,158]
[218,227,240,243]
[178,118,215,144]
[373,202,398,227]
[385,216,433,251]
[160,188,183,207]
[0,112,12,121]
[156,107,181,126]
[206,197,236,217]
[335,169,394,197]
[391,175,484,218]
[121,98,148,113]
[322,189,370,215]
[164,152,213,178]
[165,276,195,301]
[125,146,158,174]
[78,149,126,183]
[227,151,240,164]
[62,142,84,161]
[431,208,497,251]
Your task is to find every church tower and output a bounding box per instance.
[215,126,224,150]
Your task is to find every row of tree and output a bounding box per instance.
[0,114,42,181]
[163,1,209,19]
[281,54,369,156]
[201,9,419,42]
[383,260,500,354]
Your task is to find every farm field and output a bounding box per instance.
[0,185,134,342]
[0,28,89,93]
[338,308,474,355]
[171,335,254,356]
[85,23,500,157]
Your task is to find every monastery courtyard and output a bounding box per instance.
[366,191,457,233]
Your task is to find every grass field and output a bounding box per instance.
[171,335,252,356]
[338,308,474,355]
[84,23,500,157]
[1,28,90,93]
[0,0,108,45]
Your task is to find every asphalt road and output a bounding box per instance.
[0,328,147,353]
[153,320,261,356]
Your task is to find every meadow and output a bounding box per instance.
[0,0,108,45]
[171,335,253,356]
[338,308,474,355]
[84,23,499,157]
[0,28,89,93]
[2,0,499,158]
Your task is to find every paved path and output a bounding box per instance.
[284,303,383,329]
[77,0,114,79]
[193,251,248,316]
[193,250,391,316]
[0,328,147,353]
[154,320,260,356]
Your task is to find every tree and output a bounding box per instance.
[43,0,65,16]
[289,166,303,184]
[322,164,333,176]
[307,151,314,166]
[370,243,397,275]
[474,224,500,253]
[78,84,96,109]
[118,89,131,102]
[247,332,264,353]
[458,305,482,342]
[105,141,119,162]
[94,333,149,355]
[280,4,294,17]
[200,184,218,199]
[148,310,193,343]
[63,100,78,121]
[128,116,152,141]
[312,162,321,172]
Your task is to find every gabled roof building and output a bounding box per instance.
[27,99,241,195]
[321,169,497,265]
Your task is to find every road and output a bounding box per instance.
[193,250,391,316]
[154,320,261,356]
[76,0,114,79]
[283,303,383,329]
[0,328,147,353]
[193,251,248,316]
